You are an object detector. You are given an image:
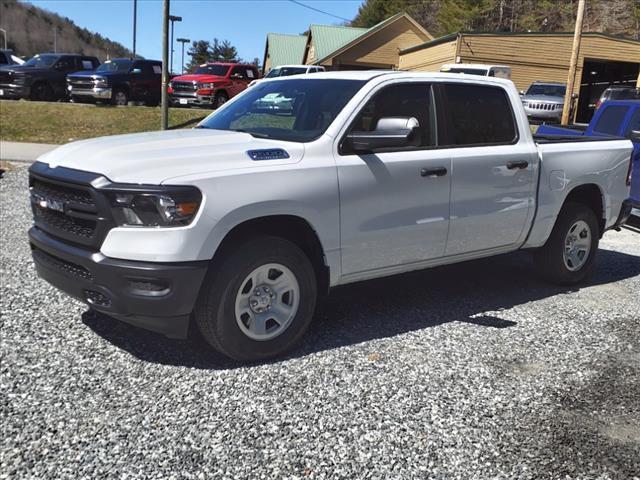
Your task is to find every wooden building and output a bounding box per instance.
[400,31,640,122]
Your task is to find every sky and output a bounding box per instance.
[26,0,363,69]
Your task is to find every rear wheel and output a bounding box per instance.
[194,236,317,361]
[534,202,599,285]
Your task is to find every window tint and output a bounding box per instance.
[624,108,640,137]
[349,83,436,148]
[0,52,7,63]
[594,105,628,135]
[56,57,76,71]
[140,62,156,75]
[442,83,517,145]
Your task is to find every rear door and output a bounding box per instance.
[336,81,452,276]
[622,106,640,205]
[438,82,537,256]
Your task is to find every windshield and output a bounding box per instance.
[265,67,307,78]
[23,54,59,68]
[526,84,566,97]
[199,78,366,142]
[194,65,230,76]
[97,59,132,72]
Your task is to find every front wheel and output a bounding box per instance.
[534,202,599,285]
[194,236,317,361]
[111,89,128,106]
[213,91,228,109]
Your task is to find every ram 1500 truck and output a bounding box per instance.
[28,72,633,361]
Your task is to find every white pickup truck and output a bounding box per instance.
[29,71,633,361]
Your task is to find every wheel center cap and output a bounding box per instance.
[249,285,275,313]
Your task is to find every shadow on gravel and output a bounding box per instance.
[82,248,640,369]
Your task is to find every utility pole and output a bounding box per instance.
[161,0,170,130]
[561,0,586,125]
[53,27,57,53]
[0,28,7,50]
[132,0,137,57]
[169,15,182,74]
[177,37,190,74]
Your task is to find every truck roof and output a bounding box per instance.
[267,69,516,88]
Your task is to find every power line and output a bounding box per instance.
[288,0,351,23]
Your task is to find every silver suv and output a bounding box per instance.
[520,81,566,123]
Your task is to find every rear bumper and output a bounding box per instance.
[29,226,209,339]
[611,199,633,229]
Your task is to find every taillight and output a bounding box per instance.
[627,153,633,186]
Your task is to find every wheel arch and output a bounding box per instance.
[561,183,605,236]
[210,214,330,296]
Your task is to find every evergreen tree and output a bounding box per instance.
[186,40,212,71]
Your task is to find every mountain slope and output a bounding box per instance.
[0,0,132,61]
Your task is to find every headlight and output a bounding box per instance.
[106,186,202,227]
[198,82,215,89]
[94,76,108,88]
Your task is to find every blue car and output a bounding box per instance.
[538,100,640,219]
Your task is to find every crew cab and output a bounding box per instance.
[0,53,99,101]
[538,100,639,218]
[168,62,259,108]
[28,72,633,362]
[67,58,163,106]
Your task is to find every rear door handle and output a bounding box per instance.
[506,160,529,170]
[420,166,448,177]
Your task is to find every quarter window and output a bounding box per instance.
[624,108,640,137]
[348,83,436,149]
[442,83,517,146]
[594,106,628,136]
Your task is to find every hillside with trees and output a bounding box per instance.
[0,0,132,61]
[352,0,640,39]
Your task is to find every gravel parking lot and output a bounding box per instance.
[2,164,639,479]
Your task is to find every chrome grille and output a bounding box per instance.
[172,81,197,92]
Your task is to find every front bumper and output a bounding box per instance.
[69,86,112,100]
[0,84,29,99]
[170,92,214,107]
[524,107,562,122]
[29,226,209,339]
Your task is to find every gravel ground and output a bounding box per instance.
[2,164,639,479]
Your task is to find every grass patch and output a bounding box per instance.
[0,100,209,144]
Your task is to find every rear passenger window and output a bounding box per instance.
[624,109,640,137]
[442,83,517,146]
[348,83,436,149]
[594,106,628,136]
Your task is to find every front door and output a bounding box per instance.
[438,82,536,256]
[336,82,451,276]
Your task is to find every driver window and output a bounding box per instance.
[56,57,75,71]
[350,83,436,148]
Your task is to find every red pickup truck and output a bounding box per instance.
[168,62,260,108]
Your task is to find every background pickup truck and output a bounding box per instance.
[0,53,99,101]
[168,62,259,108]
[538,100,639,218]
[67,58,163,106]
[28,72,633,361]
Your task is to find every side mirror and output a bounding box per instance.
[131,68,142,74]
[519,90,525,95]
[231,73,243,79]
[346,117,419,152]
[629,130,640,142]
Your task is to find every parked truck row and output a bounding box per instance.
[28,71,634,361]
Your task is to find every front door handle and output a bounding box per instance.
[506,160,529,170]
[420,166,448,177]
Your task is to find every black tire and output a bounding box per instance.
[30,82,54,102]
[111,88,128,106]
[213,91,228,109]
[194,236,317,361]
[534,202,599,285]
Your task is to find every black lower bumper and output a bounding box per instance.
[0,85,28,99]
[611,199,633,230]
[29,227,209,339]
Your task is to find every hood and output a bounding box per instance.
[0,64,47,74]
[172,74,227,83]
[67,69,100,78]
[522,94,564,103]
[38,128,304,184]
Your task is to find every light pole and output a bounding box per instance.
[168,14,182,74]
[177,37,190,74]
[0,28,6,50]
[132,0,137,57]
[161,0,170,130]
